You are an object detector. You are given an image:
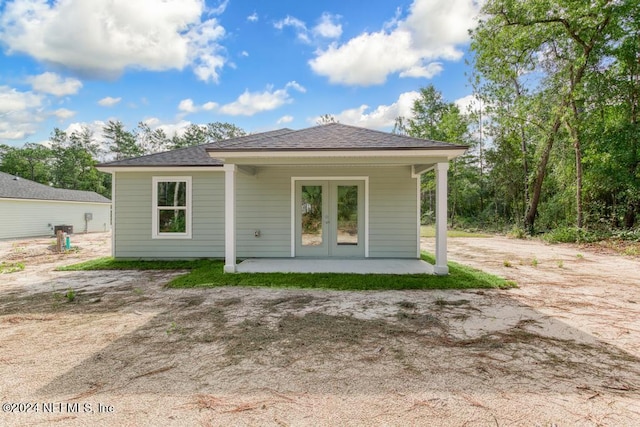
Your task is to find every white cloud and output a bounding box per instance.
[0,86,43,114]
[0,0,227,83]
[313,13,342,39]
[186,17,227,83]
[178,98,198,113]
[177,99,219,116]
[399,62,443,79]
[312,91,420,129]
[28,72,82,96]
[208,0,229,15]
[277,115,294,124]
[53,108,76,120]
[0,86,45,141]
[98,96,122,107]
[285,81,306,93]
[219,81,306,116]
[240,50,249,57]
[247,12,258,22]
[202,101,218,111]
[274,15,310,43]
[309,0,480,86]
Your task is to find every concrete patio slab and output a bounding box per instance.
[235,258,435,274]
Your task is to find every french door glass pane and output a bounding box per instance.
[337,185,358,245]
[301,185,323,246]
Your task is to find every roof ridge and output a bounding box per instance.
[318,122,453,145]
[216,128,294,148]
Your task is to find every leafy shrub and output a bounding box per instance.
[542,227,602,243]
[507,225,526,239]
[611,229,640,242]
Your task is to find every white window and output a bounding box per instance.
[152,176,192,239]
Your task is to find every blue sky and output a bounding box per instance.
[0,0,481,147]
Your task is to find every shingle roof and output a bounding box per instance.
[98,128,294,167]
[98,123,466,168]
[0,172,111,203]
[214,123,466,151]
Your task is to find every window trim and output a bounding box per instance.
[152,176,192,239]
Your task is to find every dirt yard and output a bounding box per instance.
[1,232,639,426]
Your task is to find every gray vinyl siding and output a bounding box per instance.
[113,171,224,259]
[236,169,291,257]
[0,199,110,239]
[113,166,418,259]
[368,167,418,258]
[236,165,419,259]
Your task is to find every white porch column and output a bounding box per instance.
[224,164,237,273]
[434,162,449,275]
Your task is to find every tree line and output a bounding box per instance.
[0,121,246,199]
[395,0,638,236]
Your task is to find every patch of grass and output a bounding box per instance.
[57,257,205,271]
[557,260,564,268]
[0,261,25,274]
[420,225,491,238]
[503,260,512,268]
[65,288,76,302]
[59,254,516,291]
[166,321,183,335]
[531,257,539,267]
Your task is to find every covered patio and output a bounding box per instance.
[236,258,434,274]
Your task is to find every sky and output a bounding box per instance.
[0,0,482,147]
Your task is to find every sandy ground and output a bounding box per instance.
[1,232,639,426]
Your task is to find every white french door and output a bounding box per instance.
[294,180,365,257]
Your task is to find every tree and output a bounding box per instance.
[316,114,338,125]
[395,85,477,227]
[470,0,627,232]
[206,121,246,141]
[103,120,141,160]
[49,127,109,197]
[136,122,170,155]
[0,143,53,183]
[171,122,246,149]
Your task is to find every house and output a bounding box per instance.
[0,171,111,239]
[97,123,467,274]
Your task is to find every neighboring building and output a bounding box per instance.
[98,123,466,274]
[0,171,111,239]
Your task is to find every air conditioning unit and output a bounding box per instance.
[54,225,73,235]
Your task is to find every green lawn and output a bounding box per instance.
[58,253,515,291]
[420,225,492,238]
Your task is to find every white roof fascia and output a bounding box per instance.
[208,148,466,161]
[97,166,225,174]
